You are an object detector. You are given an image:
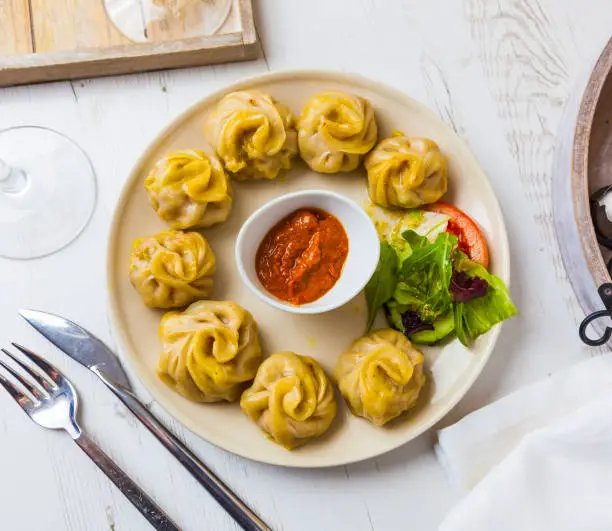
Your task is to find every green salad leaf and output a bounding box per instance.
[385,299,404,330]
[365,221,516,346]
[452,251,517,345]
[394,230,457,323]
[365,242,398,332]
[401,230,429,250]
[385,229,414,267]
[385,301,455,345]
[410,312,455,344]
[382,210,448,268]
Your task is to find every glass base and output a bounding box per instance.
[104,0,232,43]
[0,126,97,260]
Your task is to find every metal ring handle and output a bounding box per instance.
[579,283,612,347]
[579,310,612,346]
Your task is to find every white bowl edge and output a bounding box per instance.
[235,189,380,315]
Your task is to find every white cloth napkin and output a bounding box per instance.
[436,353,612,531]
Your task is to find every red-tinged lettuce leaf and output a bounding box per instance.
[453,251,517,345]
[450,270,488,303]
[401,310,435,335]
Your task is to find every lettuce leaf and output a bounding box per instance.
[366,229,515,347]
[385,298,455,344]
[402,230,429,250]
[381,210,449,268]
[364,242,398,332]
[395,230,457,323]
[453,251,517,345]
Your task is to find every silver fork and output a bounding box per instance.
[0,343,181,531]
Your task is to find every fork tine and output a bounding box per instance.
[0,356,44,401]
[1,347,54,393]
[0,371,34,409]
[11,343,63,386]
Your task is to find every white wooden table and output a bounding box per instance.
[1,1,611,529]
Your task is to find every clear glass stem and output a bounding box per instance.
[0,126,96,260]
[0,158,29,195]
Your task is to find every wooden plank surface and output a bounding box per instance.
[29,0,131,53]
[0,32,257,86]
[145,0,243,42]
[237,0,256,45]
[0,0,33,55]
[145,1,230,43]
[0,0,257,86]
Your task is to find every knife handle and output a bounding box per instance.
[99,376,271,531]
[74,432,180,531]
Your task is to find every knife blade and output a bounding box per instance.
[19,309,132,389]
[20,308,270,531]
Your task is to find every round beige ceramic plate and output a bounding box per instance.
[107,70,510,467]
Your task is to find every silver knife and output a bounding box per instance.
[20,309,270,531]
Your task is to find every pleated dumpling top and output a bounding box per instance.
[145,148,232,229]
[365,134,447,209]
[335,329,425,426]
[205,90,298,180]
[158,300,262,403]
[298,90,377,173]
[241,352,337,449]
[129,230,215,308]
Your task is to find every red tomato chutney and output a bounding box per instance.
[255,208,349,305]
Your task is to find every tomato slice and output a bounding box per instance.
[426,202,489,268]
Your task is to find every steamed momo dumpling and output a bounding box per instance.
[158,301,262,402]
[240,352,337,449]
[335,329,425,426]
[129,230,215,308]
[204,90,298,180]
[144,149,232,230]
[365,134,447,209]
[298,90,377,173]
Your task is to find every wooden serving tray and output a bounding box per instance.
[0,0,258,87]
